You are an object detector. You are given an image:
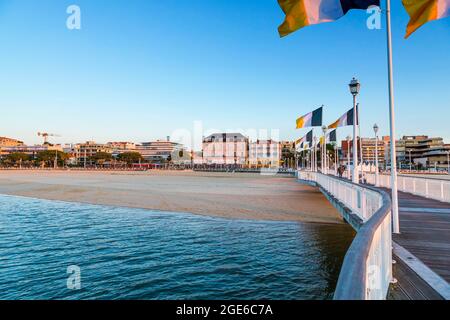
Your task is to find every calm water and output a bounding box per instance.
[0,195,355,300]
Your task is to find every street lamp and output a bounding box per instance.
[349,77,360,183]
[373,124,379,186]
[346,135,351,180]
[322,126,327,174]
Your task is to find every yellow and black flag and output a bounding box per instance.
[328,106,359,129]
[296,106,323,129]
[278,0,380,37]
[328,129,337,142]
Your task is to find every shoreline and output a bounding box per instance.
[0,192,344,226]
[0,170,344,224]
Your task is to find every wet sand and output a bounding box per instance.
[0,170,343,224]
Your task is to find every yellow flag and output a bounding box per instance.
[403,0,450,38]
[278,0,309,37]
[328,119,340,130]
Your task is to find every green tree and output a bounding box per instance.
[281,145,295,168]
[117,152,143,164]
[89,152,113,166]
[36,150,69,167]
[2,153,30,167]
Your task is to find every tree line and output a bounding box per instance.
[0,151,144,168]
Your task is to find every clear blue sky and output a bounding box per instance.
[0,0,449,148]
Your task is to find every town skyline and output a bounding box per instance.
[2,131,449,172]
[1,1,449,145]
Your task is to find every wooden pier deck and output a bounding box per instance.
[387,190,450,300]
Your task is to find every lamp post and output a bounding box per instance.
[346,135,351,180]
[322,126,327,174]
[373,124,379,186]
[349,78,360,183]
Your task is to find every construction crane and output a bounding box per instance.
[37,132,61,145]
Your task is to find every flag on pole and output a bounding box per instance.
[328,106,359,129]
[402,0,450,38]
[328,129,337,142]
[295,136,306,145]
[306,129,313,145]
[296,129,313,148]
[278,0,380,37]
[296,106,323,129]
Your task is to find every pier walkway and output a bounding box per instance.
[297,171,449,300]
[385,189,450,300]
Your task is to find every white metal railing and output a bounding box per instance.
[298,171,392,300]
[365,173,450,203]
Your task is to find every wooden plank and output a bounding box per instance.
[391,190,450,294]
[389,254,444,300]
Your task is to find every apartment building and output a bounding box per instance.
[339,135,448,170]
[136,138,184,163]
[106,142,136,158]
[74,141,112,165]
[0,137,24,148]
[249,140,281,168]
[202,133,249,166]
[383,136,447,169]
[341,137,386,167]
[107,142,136,151]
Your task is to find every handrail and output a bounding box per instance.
[297,171,392,300]
[334,187,392,299]
[365,172,450,203]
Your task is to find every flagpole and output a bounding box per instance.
[314,136,318,172]
[386,0,400,234]
[358,120,364,181]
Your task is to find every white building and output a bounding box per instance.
[202,133,249,166]
[249,140,281,168]
[136,138,184,163]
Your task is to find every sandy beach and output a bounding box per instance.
[0,170,343,224]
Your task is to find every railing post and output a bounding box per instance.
[413,179,416,193]
[441,181,445,201]
[425,180,429,198]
